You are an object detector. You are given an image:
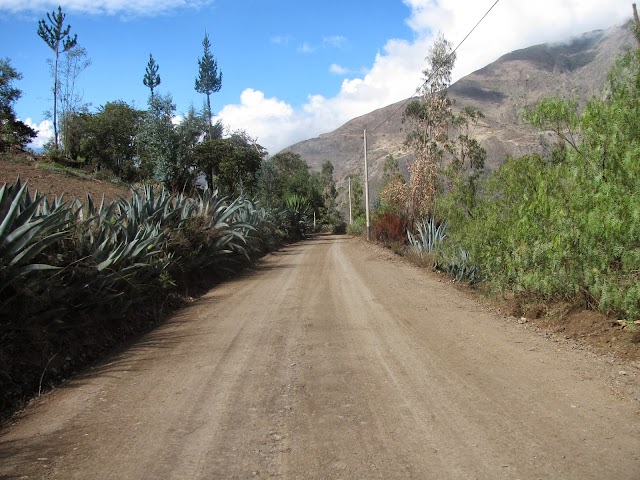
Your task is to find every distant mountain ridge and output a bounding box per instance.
[282,23,634,205]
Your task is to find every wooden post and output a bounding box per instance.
[364,130,371,241]
[348,176,353,225]
[633,4,640,45]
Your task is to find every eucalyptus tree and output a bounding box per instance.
[195,32,222,137]
[37,5,78,149]
[403,34,455,221]
[403,34,485,223]
[143,54,161,98]
[58,46,91,156]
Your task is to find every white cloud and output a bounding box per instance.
[297,42,315,54]
[214,89,301,153]
[23,118,53,151]
[271,35,291,46]
[323,35,347,48]
[0,0,212,16]
[329,64,350,75]
[403,0,632,82]
[216,0,633,155]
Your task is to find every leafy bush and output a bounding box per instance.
[371,211,407,244]
[347,216,365,236]
[430,40,640,313]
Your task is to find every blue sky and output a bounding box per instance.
[0,0,632,155]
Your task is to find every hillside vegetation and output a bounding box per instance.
[378,22,640,334]
[439,38,640,321]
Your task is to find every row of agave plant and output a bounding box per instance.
[0,177,303,333]
[0,177,314,414]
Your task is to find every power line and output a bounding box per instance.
[370,0,501,134]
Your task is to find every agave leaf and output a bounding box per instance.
[0,181,29,238]
[9,230,68,268]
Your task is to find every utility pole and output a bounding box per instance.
[364,129,371,241]
[633,4,640,45]
[348,176,353,225]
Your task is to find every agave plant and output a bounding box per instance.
[0,178,71,295]
[407,216,447,254]
[168,188,255,272]
[234,199,284,256]
[445,249,480,284]
[284,194,311,239]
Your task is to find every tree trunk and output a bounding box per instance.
[206,93,212,138]
[53,50,59,149]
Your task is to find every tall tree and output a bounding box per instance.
[195,32,222,136]
[74,101,143,179]
[143,54,161,98]
[194,131,265,196]
[37,5,78,150]
[58,46,91,156]
[139,93,177,187]
[0,58,37,152]
[403,34,455,221]
[319,160,338,214]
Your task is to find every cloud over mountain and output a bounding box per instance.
[215,0,631,155]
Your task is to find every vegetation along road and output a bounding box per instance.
[1,235,639,479]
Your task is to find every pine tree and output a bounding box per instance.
[195,32,222,137]
[143,54,161,98]
[37,5,77,149]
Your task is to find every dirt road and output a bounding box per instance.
[1,235,639,479]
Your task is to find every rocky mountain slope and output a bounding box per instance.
[282,23,634,202]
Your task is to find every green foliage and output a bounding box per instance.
[69,101,143,180]
[195,32,222,137]
[256,151,341,235]
[0,59,37,152]
[173,106,209,191]
[138,93,178,188]
[0,178,70,293]
[318,160,338,223]
[283,193,312,239]
[194,131,266,197]
[58,46,91,158]
[442,43,640,316]
[381,154,404,188]
[143,53,161,98]
[0,179,282,330]
[345,174,365,220]
[347,215,365,236]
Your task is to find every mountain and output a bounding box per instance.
[282,23,635,203]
